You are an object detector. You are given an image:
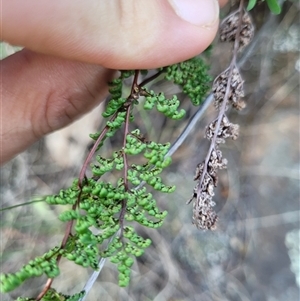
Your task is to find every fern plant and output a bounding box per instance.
[0,58,211,300]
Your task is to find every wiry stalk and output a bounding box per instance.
[190,0,254,230]
[119,70,140,239]
[196,0,245,196]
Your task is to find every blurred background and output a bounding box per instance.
[1,1,299,300]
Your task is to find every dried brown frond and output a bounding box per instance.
[205,115,240,144]
[192,192,218,230]
[220,9,254,50]
[188,0,253,230]
[212,66,244,110]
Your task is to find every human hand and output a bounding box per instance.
[1,0,226,165]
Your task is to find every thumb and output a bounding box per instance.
[2,0,220,69]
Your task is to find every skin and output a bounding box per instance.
[0,0,227,165]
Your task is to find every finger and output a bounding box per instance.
[219,0,228,6]
[2,0,220,69]
[0,49,114,164]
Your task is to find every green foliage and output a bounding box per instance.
[163,57,211,105]
[0,56,211,299]
[1,246,61,292]
[143,90,186,120]
[247,0,282,14]
[247,0,257,11]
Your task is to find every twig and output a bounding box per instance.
[119,70,140,239]
[78,113,118,186]
[36,279,53,301]
[0,198,45,212]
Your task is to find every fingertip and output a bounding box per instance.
[2,0,221,69]
[86,0,220,69]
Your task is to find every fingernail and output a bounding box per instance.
[169,0,219,27]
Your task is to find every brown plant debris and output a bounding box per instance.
[205,115,239,144]
[212,66,245,110]
[189,149,228,230]
[220,9,254,50]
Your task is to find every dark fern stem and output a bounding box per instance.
[188,0,255,231]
